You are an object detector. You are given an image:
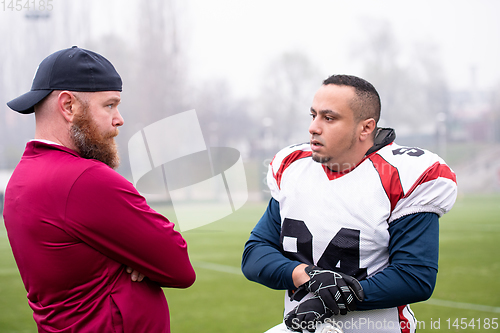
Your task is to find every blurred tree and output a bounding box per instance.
[190,80,256,156]
[87,0,190,179]
[352,19,449,143]
[135,0,188,122]
[257,51,323,152]
[493,82,500,143]
[0,7,54,169]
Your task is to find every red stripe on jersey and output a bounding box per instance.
[272,151,311,189]
[369,154,404,212]
[404,161,457,199]
[398,305,411,333]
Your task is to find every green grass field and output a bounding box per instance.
[1,194,499,332]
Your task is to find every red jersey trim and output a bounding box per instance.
[398,305,411,333]
[370,154,457,212]
[369,154,404,212]
[272,151,311,189]
[321,143,395,181]
[404,161,457,199]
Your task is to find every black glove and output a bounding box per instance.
[284,295,333,332]
[291,265,364,315]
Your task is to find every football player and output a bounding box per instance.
[242,75,457,333]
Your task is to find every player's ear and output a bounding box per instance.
[56,91,78,123]
[359,118,376,142]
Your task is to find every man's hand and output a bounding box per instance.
[291,265,364,315]
[284,296,333,332]
[126,266,145,282]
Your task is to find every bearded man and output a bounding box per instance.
[3,46,195,333]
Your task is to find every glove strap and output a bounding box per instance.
[304,264,319,276]
[289,265,319,302]
[289,284,309,302]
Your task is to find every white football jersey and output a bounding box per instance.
[267,142,457,333]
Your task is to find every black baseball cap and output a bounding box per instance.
[7,46,122,114]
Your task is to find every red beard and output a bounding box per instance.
[70,105,120,169]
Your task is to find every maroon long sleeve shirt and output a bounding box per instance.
[3,141,196,332]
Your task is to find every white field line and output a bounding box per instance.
[193,261,500,314]
[2,258,499,315]
[1,261,244,277]
[192,261,242,275]
[425,298,500,313]
[0,261,243,277]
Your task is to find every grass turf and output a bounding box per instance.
[0,194,499,332]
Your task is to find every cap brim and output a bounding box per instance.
[7,90,53,114]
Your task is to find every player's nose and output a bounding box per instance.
[309,118,322,135]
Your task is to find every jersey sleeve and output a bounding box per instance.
[63,164,196,288]
[371,145,458,223]
[357,212,439,309]
[241,198,301,290]
[267,143,312,201]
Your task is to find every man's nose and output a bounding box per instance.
[113,109,124,127]
[309,118,321,135]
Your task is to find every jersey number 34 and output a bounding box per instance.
[280,218,368,280]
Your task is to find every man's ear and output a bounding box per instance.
[359,118,376,142]
[56,91,77,123]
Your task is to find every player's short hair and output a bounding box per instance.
[322,74,381,124]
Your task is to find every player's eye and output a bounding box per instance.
[310,113,316,119]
